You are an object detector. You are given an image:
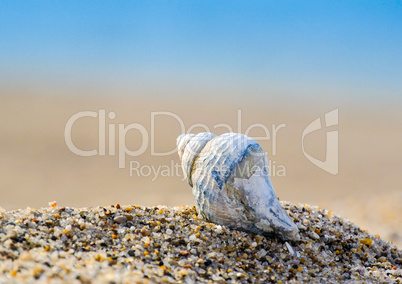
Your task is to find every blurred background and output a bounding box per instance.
[0,1,401,247]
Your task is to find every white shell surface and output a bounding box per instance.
[177,133,195,161]
[178,132,216,187]
[177,132,299,240]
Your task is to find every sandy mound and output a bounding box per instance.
[0,202,401,283]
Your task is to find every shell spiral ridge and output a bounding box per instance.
[177,132,299,240]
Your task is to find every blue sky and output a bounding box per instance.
[1,1,401,101]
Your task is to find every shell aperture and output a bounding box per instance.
[177,132,299,240]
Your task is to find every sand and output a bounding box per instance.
[0,202,401,283]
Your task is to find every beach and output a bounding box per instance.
[0,202,401,283]
[1,2,401,282]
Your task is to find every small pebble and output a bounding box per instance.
[309,231,320,240]
[113,216,127,224]
[285,241,295,256]
[140,227,151,236]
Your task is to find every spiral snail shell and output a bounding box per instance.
[177,132,299,240]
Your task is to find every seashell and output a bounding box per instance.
[177,132,299,240]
